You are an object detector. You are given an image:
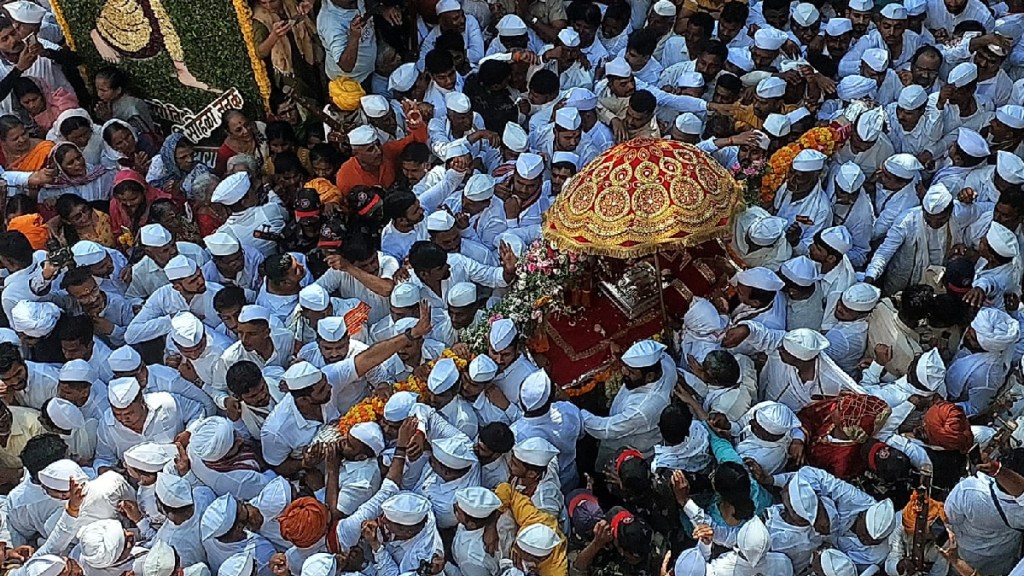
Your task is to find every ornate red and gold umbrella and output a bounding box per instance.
[543,137,743,257]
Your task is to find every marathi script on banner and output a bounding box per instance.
[148,87,245,143]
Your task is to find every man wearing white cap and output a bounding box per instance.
[107,340,212,416]
[725,324,862,411]
[946,307,1021,416]
[369,491,446,574]
[181,415,271,501]
[581,340,673,464]
[827,164,874,267]
[506,435,564,522]
[834,109,895,178]
[419,0,485,72]
[486,318,539,404]
[985,104,1024,157]
[211,305,296,397]
[808,226,856,320]
[773,149,832,255]
[152,472,217,568]
[493,483,567,574]
[159,311,227,396]
[441,172,508,251]
[884,85,942,158]
[501,152,552,244]
[866,182,987,295]
[451,486,502,575]
[861,348,948,442]
[426,358,479,439]
[459,354,520,427]
[366,281,455,348]
[764,475,832,573]
[8,300,61,357]
[122,442,178,532]
[965,149,1024,205]
[259,361,339,476]
[511,369,583,492]
[779,255,826,332]
[201,231,265,295]
[962,221,1021,309]
[5,1,63,45]
[731,207,792,272]
[869,153,925,243]
[126,255,224,346]
[822,283,881,374]
[199,494,277,574]
[426,209,496,267]
[731,266,787,331]
[840,3,924,80]
[934,127,993,188]
[412,435,480,529]
[924,0,994,39]
[68,239,131,299]
[126,223,209,300]
[932,65,995,154]
[95,376,188,471]
[730,400,804,475]
[707,517,794,576]
[211,172,287,258]
[360,94,406,144]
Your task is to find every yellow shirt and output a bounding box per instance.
[0,406,44,470]
[495,483,568,576]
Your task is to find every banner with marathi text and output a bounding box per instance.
[51,0,271,140]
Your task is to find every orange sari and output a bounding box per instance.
[7,139,56,171]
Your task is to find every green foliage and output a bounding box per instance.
[55,0,264,117]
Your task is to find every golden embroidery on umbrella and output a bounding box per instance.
[595,187,630,222]
[569,182,598,216]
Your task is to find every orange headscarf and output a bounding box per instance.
[922,401,974,454]
[901,489,947,533]
[278,497,329,548]
[8,214,50,249]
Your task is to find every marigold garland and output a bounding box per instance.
[335,349,472,435]
[760,125,849,205]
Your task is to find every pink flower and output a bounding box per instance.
[527,263,537,273]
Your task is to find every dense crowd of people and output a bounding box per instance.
[3,0,1024,575]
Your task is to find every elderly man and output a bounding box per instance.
[773,150,831,255]
[126,255,223,345]
[725,324,863,411]
[946,307,1021,417]
[866,184,988,295]
[870,153,925,242]
[731,209,792,271]
[94,377,188,471]
[126,224,208,300]
[885,85,942,157]
[335,106,428,197]
[201,232,264,295]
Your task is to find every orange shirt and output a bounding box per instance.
[335,124,427,196]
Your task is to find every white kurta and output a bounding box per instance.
[94,393,186,470]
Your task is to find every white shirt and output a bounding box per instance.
[511,402,584,492]
[260,395,341,466]
[94,392,187,470]
[5,477,61,547]
[125,282,224,344]
[154,485,217,567]
[338,458,381,515]
[453,525,500,576]
[217,206,287,258]
[200,247,265,293]
[316,252,399,325]
[409,253,508,309]
[126,242,209,300]
[211,327,295,398]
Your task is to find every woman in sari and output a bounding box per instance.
[190,172,225,236]
[40,142,115,206]
[146,132,211,202]
[215,109,268,176]
[12,76,78,133]
[0,114,55,194]
[101,119,156,173]
[47,109,105,165]
[49,193,116,248]
[109,168,171,249]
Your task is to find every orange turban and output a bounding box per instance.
[8,214,49,250]
[304,177,342,206]
[278,497,329,548]
[328,76,366,111]
[922,401,974,454]
[901,489,947,533]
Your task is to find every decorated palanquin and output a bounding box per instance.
[540,138,744,385]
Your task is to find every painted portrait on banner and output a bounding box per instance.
[51,0,270,130]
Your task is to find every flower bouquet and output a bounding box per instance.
[730,159,768,209]
[461,240,586,354]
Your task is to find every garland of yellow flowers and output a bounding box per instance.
[336,349,471,435]
[760,125,849,206]
[48,1,76,51]
[230,0,273,113]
